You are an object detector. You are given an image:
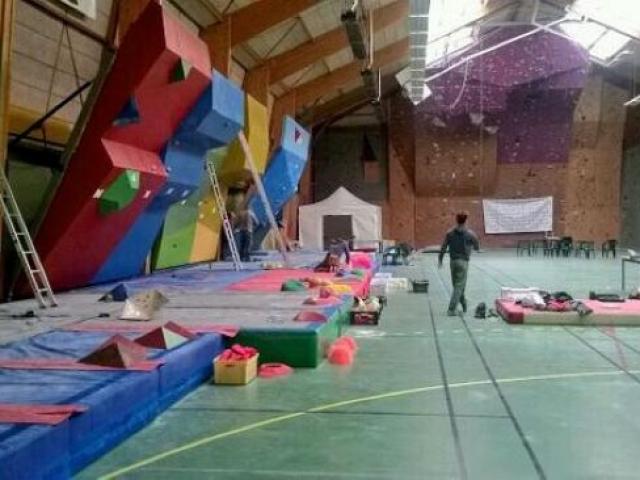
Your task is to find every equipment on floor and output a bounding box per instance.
[589,292,625,302]
[411,279,429,293]
[328,336,357,365]
[258,362,293,378]
[0,168,57,308]
[120,289,169,321]
[205,158,243,271]
[214,345,259,385]
[98,283,131,302]
[474,302,487,319]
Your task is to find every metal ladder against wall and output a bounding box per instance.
[0,169,57,308]
[205,159,243,271]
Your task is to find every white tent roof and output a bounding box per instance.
[298,187,382,250]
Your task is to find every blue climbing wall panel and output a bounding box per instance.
[250,116,310,226]
[93,70,245,283]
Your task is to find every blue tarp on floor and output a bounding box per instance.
[0,330,224,480]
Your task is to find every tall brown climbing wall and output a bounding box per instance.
[387,94,416,242]
[384,71,625,247]
[564,76,626,241]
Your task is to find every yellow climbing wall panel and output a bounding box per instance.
[189,182,226,263]
[220,94,269,185]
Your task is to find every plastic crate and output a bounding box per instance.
[213,353,259,385]
[350,310,381,325]
[412,280,429,293]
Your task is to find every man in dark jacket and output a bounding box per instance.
[438,212,480,316]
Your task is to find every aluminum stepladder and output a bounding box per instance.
[0,168,57,307]
[205,158,243,271]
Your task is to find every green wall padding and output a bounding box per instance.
[152,186,202,269]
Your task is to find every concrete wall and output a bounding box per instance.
[385,72,626,248]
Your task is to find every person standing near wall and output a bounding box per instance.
[438,212,480,316]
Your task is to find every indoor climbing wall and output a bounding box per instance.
[563,76,626,242]
[32,2,210,290]
[219,94,269,185]
[250,116,311,227]
[385,26,625,247]
[94,70,244,282]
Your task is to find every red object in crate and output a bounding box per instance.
[219,344,258,361]
[350,310,380,325]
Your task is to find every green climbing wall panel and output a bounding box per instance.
[98,169,140,215]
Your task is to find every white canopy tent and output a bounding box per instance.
[298,187,382,250]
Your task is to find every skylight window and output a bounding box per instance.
[589,30,630,61]
[427,27,475,65]
[559,20,631,62]
[559,21,606,49]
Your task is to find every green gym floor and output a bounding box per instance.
[79,251,640,479]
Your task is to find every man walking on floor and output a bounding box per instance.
[438,212,480,316]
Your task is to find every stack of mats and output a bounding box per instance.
[0,329,224,479]
[496,299,640,325]
[217,257,376,366]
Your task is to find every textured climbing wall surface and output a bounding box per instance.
[422,28,589,166]
[388,138,415,243]
[221,94,269,185]
[497,89,580,164]
[150,73,244,271]
[189,179,225,263]
[563,77,626,242]
[384,69,624,248]
[93,71,243,282]
[413,163,568,247]
[621,145,640,248]
[32,2,210,290]
[414,122,497,197]
[250,116,310,226]
[313,127,388,203]
[152,188,201,270]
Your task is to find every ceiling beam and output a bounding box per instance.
[293,37,409,108]
[1,0,15,166]
[269,38,408,142]
[202,0,320,75]
[230,0,320,46]
[253,0,409,86]
[302,76,400,126]
[201,0,320,48]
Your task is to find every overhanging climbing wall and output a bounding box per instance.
[151,76,244,271]
[250,116,311,227]
[220,94,270,185]
[32,2,211,291]
[93,71,244,283]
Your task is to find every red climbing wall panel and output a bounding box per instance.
[32,2,211,291]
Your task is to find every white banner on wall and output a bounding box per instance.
[482,197,553,234]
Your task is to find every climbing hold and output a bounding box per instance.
[171,58,192,83]
[98,169,140,215]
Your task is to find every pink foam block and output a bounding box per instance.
[258,363,293,378]
[328,345,354,366]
